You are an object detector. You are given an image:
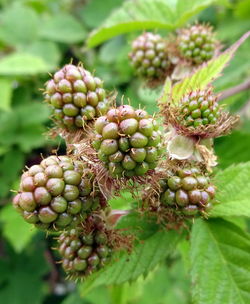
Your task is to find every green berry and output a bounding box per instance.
[129,32,170,80]
[178,24,216,65]
[94,105,162,177]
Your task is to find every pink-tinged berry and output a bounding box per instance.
[129,32,170,80]
[13,156,104,231]
[44,64,109,130]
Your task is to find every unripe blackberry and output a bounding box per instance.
[178,24,216,64]
[44,64,109,130]
[13,156,103,231]
[57,224,112,279]
[94,105,162,177]
[178,89,220,127]
[159,166,215,216]
[129,32,169,79]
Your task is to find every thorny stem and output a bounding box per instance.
[44,246,60,292]
[218,77,250,101]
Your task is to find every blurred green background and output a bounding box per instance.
[0,0,249,303]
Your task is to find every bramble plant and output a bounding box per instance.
[1,1,250,304]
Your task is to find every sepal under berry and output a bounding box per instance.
[160,88,239,139]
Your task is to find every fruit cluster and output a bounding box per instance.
[58,224,112,279]
[128,32,169,79]
[178,24,216,64]
[13,155,102,231]
[45,64,109,130]
[179,89,220,127]
[93,105,162,177]
[159,166,215,216]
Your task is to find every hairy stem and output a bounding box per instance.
[218,78,250,101]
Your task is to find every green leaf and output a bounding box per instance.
[24,40,61,67]
[81,0,124,29]
[0,236,49,304]
[210,162,250,218]
[215,131,250,169]
[0,149,24,198]
[190,219,250,304]
[165,31,250,104]
[0,4,39,47]
[108,191,136,210]
[40,13,86,43]
[0,205,37,252]
[0,78,13,111]
[0,52,50,75]
[80,215,182,294]
[87,0,215,47]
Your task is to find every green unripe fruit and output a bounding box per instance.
[78,246,92,259]
[100,139,118,155]
[94,105,162,177]
[46,178,65,196]
[45,64,108,130]
[51,196,68,213]
[179,89,220,128]
[122,155,137,170]
[134,162,149,175]
[138,119,154,136]
[168,176,182,191]
[161,189,175,205]
[178,24,216,64]
[57,224,113,279]
[13,155,103,231]
[19,192,36,212]
[34,187,52,205]
[102,123,119,139]
[130,148,146,162]
[63,170,81,185]
[95,116,109,134]
[38,206,58,223]
[145,147,158,163]
[158,165,215,216]
[129,132,148,148]
[176,189,189,206]
[129,32,170,80]
[119,138,130,152]
[120,119,138,135]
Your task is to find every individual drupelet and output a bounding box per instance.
[44,64,109,130]
[178,24,216,65]
[13,156,103,231]
[178,89,220,127]
[57,225,113,279]
[93,105,162,177]
[129,32,169,80]
[159,166,216,216]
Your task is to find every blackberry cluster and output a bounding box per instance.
[93,105,162,177]
[159,166,215,216]
[129,32,169,79]
[13,156,102,231]
[179,90,220,127]
[44,64,109,130]
[58,225,112,278]
[178,24,216,64]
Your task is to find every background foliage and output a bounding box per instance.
[0,0,250,303]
